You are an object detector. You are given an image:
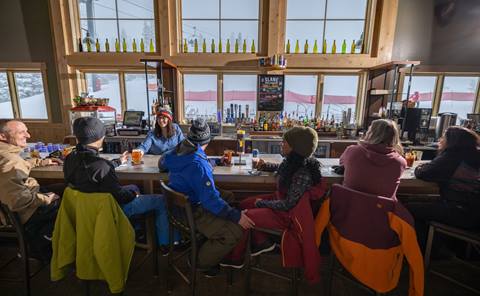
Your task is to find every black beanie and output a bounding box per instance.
[73,117,106,145]
[283,126,318,157]
[187,118,211,146]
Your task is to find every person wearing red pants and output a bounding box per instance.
[221,126,326,280]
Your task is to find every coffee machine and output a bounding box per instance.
[402,108,432,144]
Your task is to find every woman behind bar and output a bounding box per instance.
[137,108,184,155]
[409,126,480,249]
[340,119,406,198]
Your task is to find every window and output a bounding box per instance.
[284,75,317,119]
[402,75,437,109]
[125,73,157,116]
[322,75,358,123]
[181,0,259,53]
[286,0,367,53]
[439,76,479,123]
[85,73,122,113]
[183,74,217,121]
[223,75,257,122]
[78,0,155,52]
[14,72,48,119]
[0,72,14,118]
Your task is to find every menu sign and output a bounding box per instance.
[257,74,285,111]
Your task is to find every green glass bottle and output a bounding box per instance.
[86,37,92,52]
[331,40,336,54]
[95,38,100,52]
[132,38,137,52]
[140,38,145,52]
[105,38,110,52]
[226,39,230,53]
[211,39,215,53]
[122,38,127,52]
[341,39,346,54]
[322,39,327,54]
[304,40,309,54]
[313,39,318,54]
[218,39,222,53]
[242,40,247,53]
[350,40,356,54]
[194,39,198,53]
[294,40,299,54]
[115,38,120,52]
[286,39,291,54]
[251,40,255,53]
[183,38,188,53]
[234,39,239,53]
[202,39,207,53]
[149,39,155,52]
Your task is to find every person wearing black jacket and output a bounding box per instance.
[408,126,480,250]
[64,117,177,251]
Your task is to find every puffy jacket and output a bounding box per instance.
[137,123,184,155]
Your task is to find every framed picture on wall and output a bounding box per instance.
[257,74,285,111]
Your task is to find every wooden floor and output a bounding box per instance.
[1,247,479,296]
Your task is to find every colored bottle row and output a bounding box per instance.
[182,39,256,53]
[78,36,155,53]
[285,39,361,54]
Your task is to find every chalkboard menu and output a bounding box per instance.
[257,74,285,111]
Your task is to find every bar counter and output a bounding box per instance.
[31,154,438,195]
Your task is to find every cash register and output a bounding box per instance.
[117,111,145,136]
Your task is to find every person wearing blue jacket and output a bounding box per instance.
[137,108,184,155]
[159,118,254,275]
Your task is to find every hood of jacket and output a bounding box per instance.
[0,141,23,155]
[63,144,100,181]
[358,142,402,166]
[163,140,207,171]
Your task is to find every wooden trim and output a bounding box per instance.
[267,0,284,56]
[172,0,181,55]
[119,72,127,113]
[154,0,162,55]
[474,78,480,114]
[69,0,81,52]
[217,73,223,119]
[432,74,444,115]
[356,72,368,126]
[0,63,46,70]
[316,74,323,117]
[6,72,20,118]
[40,68,53,122]
[177,71,184,122]
[258,0,269,55]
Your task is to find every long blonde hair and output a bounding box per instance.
[361,119,404,155]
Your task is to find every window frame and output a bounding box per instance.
[0,64,51,122]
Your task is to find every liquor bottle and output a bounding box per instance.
[234,39,239,53]
[194,39,198,53]
[211,39,215,53]
[183,38,188,53]
[149,39,155,52]
[218,39,222,53]
[86,36,92,52]
[322,39,327,54]
[294,40,300,53]
[78,38,83,52]
[341,39,346,54]
[304,40,309,54]
[286,39,291,54]
[202,39,207,53]
[226,39,230,53]
[251,40,255,53]
[105,38,110,52]
[132,38,137,52]
[313,39,318,53]
[95,38,100,52]
[115,38,120,52]
[122,38,127,52]
[242,40,247,53]
[350,40,356,54]
[331,40,336,54]
[140,38,145,52]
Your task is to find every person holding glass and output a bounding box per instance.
[136,108,184,155]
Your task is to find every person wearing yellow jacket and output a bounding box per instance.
[50,187,135,294]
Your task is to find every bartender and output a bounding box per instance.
[136,108,184,155]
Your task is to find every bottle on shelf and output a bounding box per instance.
[132,38,137,52]
[149,39,155,52]
[115,38,120,52]
[211,39,215,53]
[251,40,255,53]
[183,38,188,53]
[226,39,230,53]
[140,38,145,52]
[286,39,291,54]
[202,39,207,53]
[78,38,83,52]
[122,38,127,52]
[86,35,92,52]
[242,40,247,53]
[341,39,347,54]
[304,40,309,54]
[331,40,337,54]
[350,40,356,54]
[313,39,318,54]
[322,39,327,54]
[234,39,239,53]
[218,39,223,53]
[105,38,110,52]
[294,40,300,53]
[95,38,101,52]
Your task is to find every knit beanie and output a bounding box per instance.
[283,126,318,157]
[187,118,211,146]
[156,108,173,121]
[73,117,106,145]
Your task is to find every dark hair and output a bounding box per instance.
[278,151,322,188]
[154,118,175,138]
[443,126,479,152]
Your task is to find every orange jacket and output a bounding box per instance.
[314,184,424,296]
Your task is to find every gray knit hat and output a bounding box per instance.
[187,118,211,145]
[283,126,318,157]
[73,117,106,145]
